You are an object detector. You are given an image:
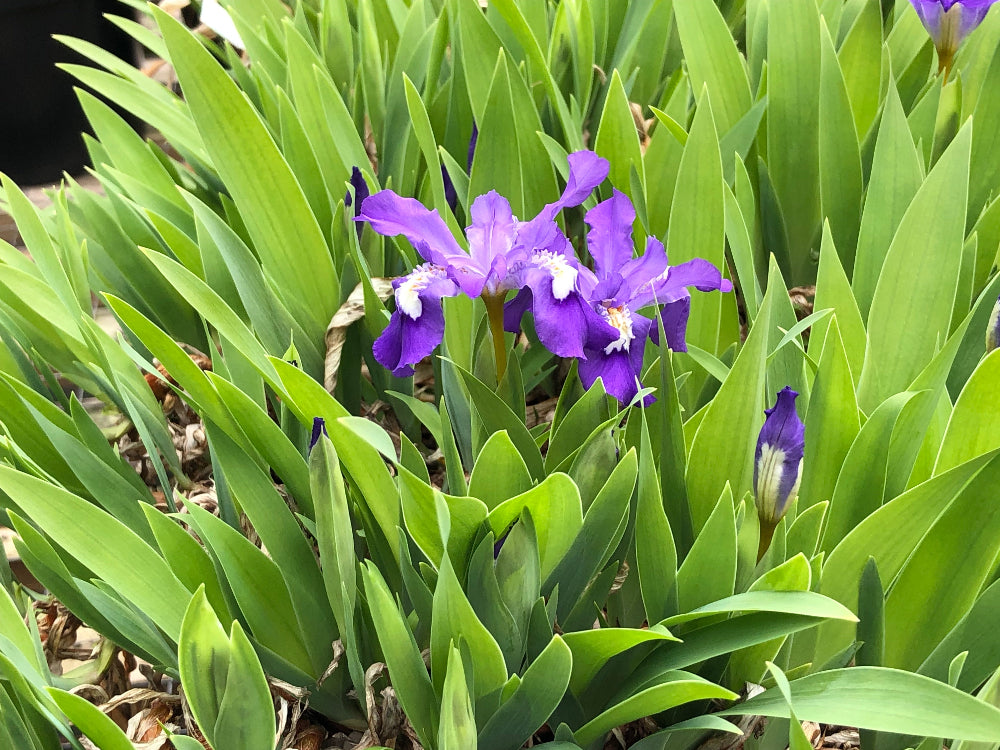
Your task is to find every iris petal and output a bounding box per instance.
[356,190,466,267]
[372,265,459,377]
[585,189,637,275]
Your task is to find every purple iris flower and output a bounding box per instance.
[754,387,805,528]
[357,151,610,377]
[909,0,997,70]
[987,295,1000,353]
[512,189,731,406]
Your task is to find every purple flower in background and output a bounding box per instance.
[987,295,1000,353]
[345,166,370,239]
[309,417,328,451]
[441,123,478,214]
[754,387,805,529]
[532,189,732,406]
[358,151,609,377]
[467,122,479,173]
[909,0,997,74]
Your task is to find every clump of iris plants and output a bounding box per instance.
[358,151,732,405]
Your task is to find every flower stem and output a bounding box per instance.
[484,294,508,382]
[757,519,777,563]
[939,49,954,85]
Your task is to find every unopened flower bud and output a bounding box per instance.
[909,0,997,77]
[987,294,1000,353]
[754,387,805,528]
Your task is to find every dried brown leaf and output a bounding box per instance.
[324,279,394,394]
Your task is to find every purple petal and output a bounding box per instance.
[525,277,590,359]
[534,150,610,223]
[512,217,567,256]
[503,288,534,333]
[467,190,516,285]
[754,387,805,525]
[649,296,692,352]
[372,265,458,377]
[517,151,609,242]
[579,347,643,405]
[631,256,732,309]
[585,190,636,277]
[620,236,671,307]
[357,191,465,266]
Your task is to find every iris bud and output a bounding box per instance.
[987,295,1000,353]
[754,387,805,558]
[909,0,997,78]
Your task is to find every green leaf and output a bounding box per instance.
[478,636,573,750]
[595,69,644,197]
[661,590,857,627]
[452,359,544,480]
[184,192,318,372]
[211,621,278,748]
[545,449,636,619]
[154,5,337,341]
[546,380,609,473]
[488,474,583,583]
[920,578,1000,692]
[439,646,478,750]
[815,451,1000,668]
[969,42,1000,223]
[840,0,884,134]
[141,505,229,626]
[720,667,1000,741]
[362,563,438,746]
[686,274,773,532]
[800,318,861,510]
[181,503,314,674]
[936,350,1000,472]
[636,416,678,625]
[0,467,190,641]
[400,467,488,572]
[178,587,231,746]
[767,0,822,283]
[469,431,533,509]
[563,627,679,696]
[884,452,1000,670]
[820,391,915,550]
[46,689,133,750]
[672,0,752,134]
[431,553,508,701]
[858,122,971,409]
[667,91,725,355]
[818,19,863,263]
[676,486,737,613]
[575,676,738,747]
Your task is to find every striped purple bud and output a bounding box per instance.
[754,387,805,528]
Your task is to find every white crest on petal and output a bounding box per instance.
[396,263,445,319]
[530,250,579,300]
[599,304,635,354]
